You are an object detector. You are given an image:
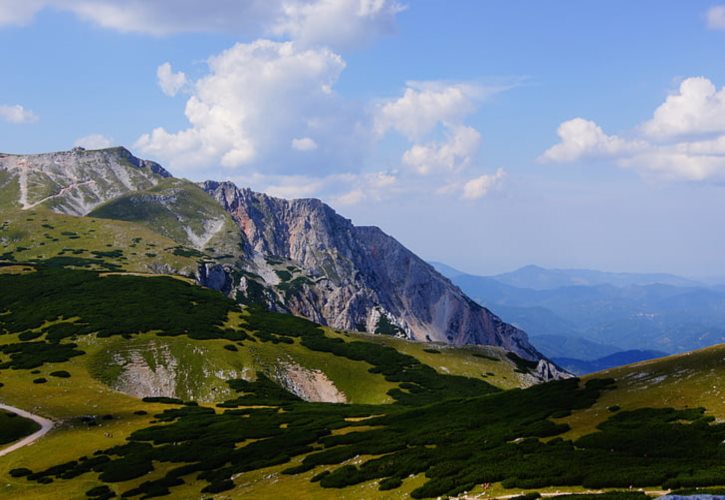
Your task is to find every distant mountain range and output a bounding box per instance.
[431,262,704,289]
[431,262,725,371]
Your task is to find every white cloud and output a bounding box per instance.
[272,0,405,49]
[540,118,642,163]
[462,168,506,200]
[0,0,44,26]
[291,137,318,151]
[334,188,365,205]
[0,0,405,49]
[74,133,113,149]
[0,104,38,124]
[156,62,187,97]
[541,77,725,181]
[136,40,348,172]
[229,169,396,205]
[641,77,725,139]
[402,125,481,174]
[374,81,484,140]
[331,171,396,205]
[373,81,504,179]
[707,5,725,29]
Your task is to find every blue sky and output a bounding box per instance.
[2,1,725,277]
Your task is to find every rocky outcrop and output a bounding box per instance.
[202,181,547,362]
[0,147,170,215]
[273,362,347,403]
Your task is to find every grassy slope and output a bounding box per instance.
[88,178,243,257]
[0,169,20,212]
[0,255,720,498]
[0,209,199,274]
[0,264,530,499]
[558,344,725,439]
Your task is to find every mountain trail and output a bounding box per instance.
[0,403,54,457]
[24,179,96,210]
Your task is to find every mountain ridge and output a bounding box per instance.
[0,147,557,370]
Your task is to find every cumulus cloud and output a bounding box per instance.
[707,5,725,29]
[0,0,405,49]
[156,62,187,97]
[374,81,484,140]
[540,118,642,163]
[462,168,506,200]
[271,0,405,49]
[136,40,349,172]
[402,125,481,174]
[373,81,504,178]
[541,77,725,181]
[640,77,725,139]
[291,137,318,151]
[74,133,113,149]
[0,104,38,124]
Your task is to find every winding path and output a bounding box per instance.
[0,403,54,457]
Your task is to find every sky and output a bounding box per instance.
[1,0,725,278]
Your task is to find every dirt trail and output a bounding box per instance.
[0,403,54,457]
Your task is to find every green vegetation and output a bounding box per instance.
[0,411,40,445]
[0,261,722,498]
[0,209,199,274]
[374,314,403,336]
[88,178,242,257]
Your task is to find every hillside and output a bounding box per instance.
[0,259,721,498]
[0,261,559,497]
[553,350,669,375]
[0,147,551,365]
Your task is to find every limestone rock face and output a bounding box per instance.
[202,181,547,362]
[0,147,170,215]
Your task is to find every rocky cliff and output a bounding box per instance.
[202,181,546,362]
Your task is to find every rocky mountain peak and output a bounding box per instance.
[0,147,171,215]
[202,179,551,367]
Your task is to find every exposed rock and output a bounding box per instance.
[273,362,347,403]
[111,345,179,399]
[202,180,547,362]
[531,359,574,383]
[0,147,169,215]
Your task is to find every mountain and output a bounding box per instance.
[1,151,723,497]
[0,147,550,365]
[201,181,543,359]
[427,260,466,279]
[552,349,669,375]
[491,264,701,289]
[0,147,170,214]
[526,334,622,361]
[441,264,725,356]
